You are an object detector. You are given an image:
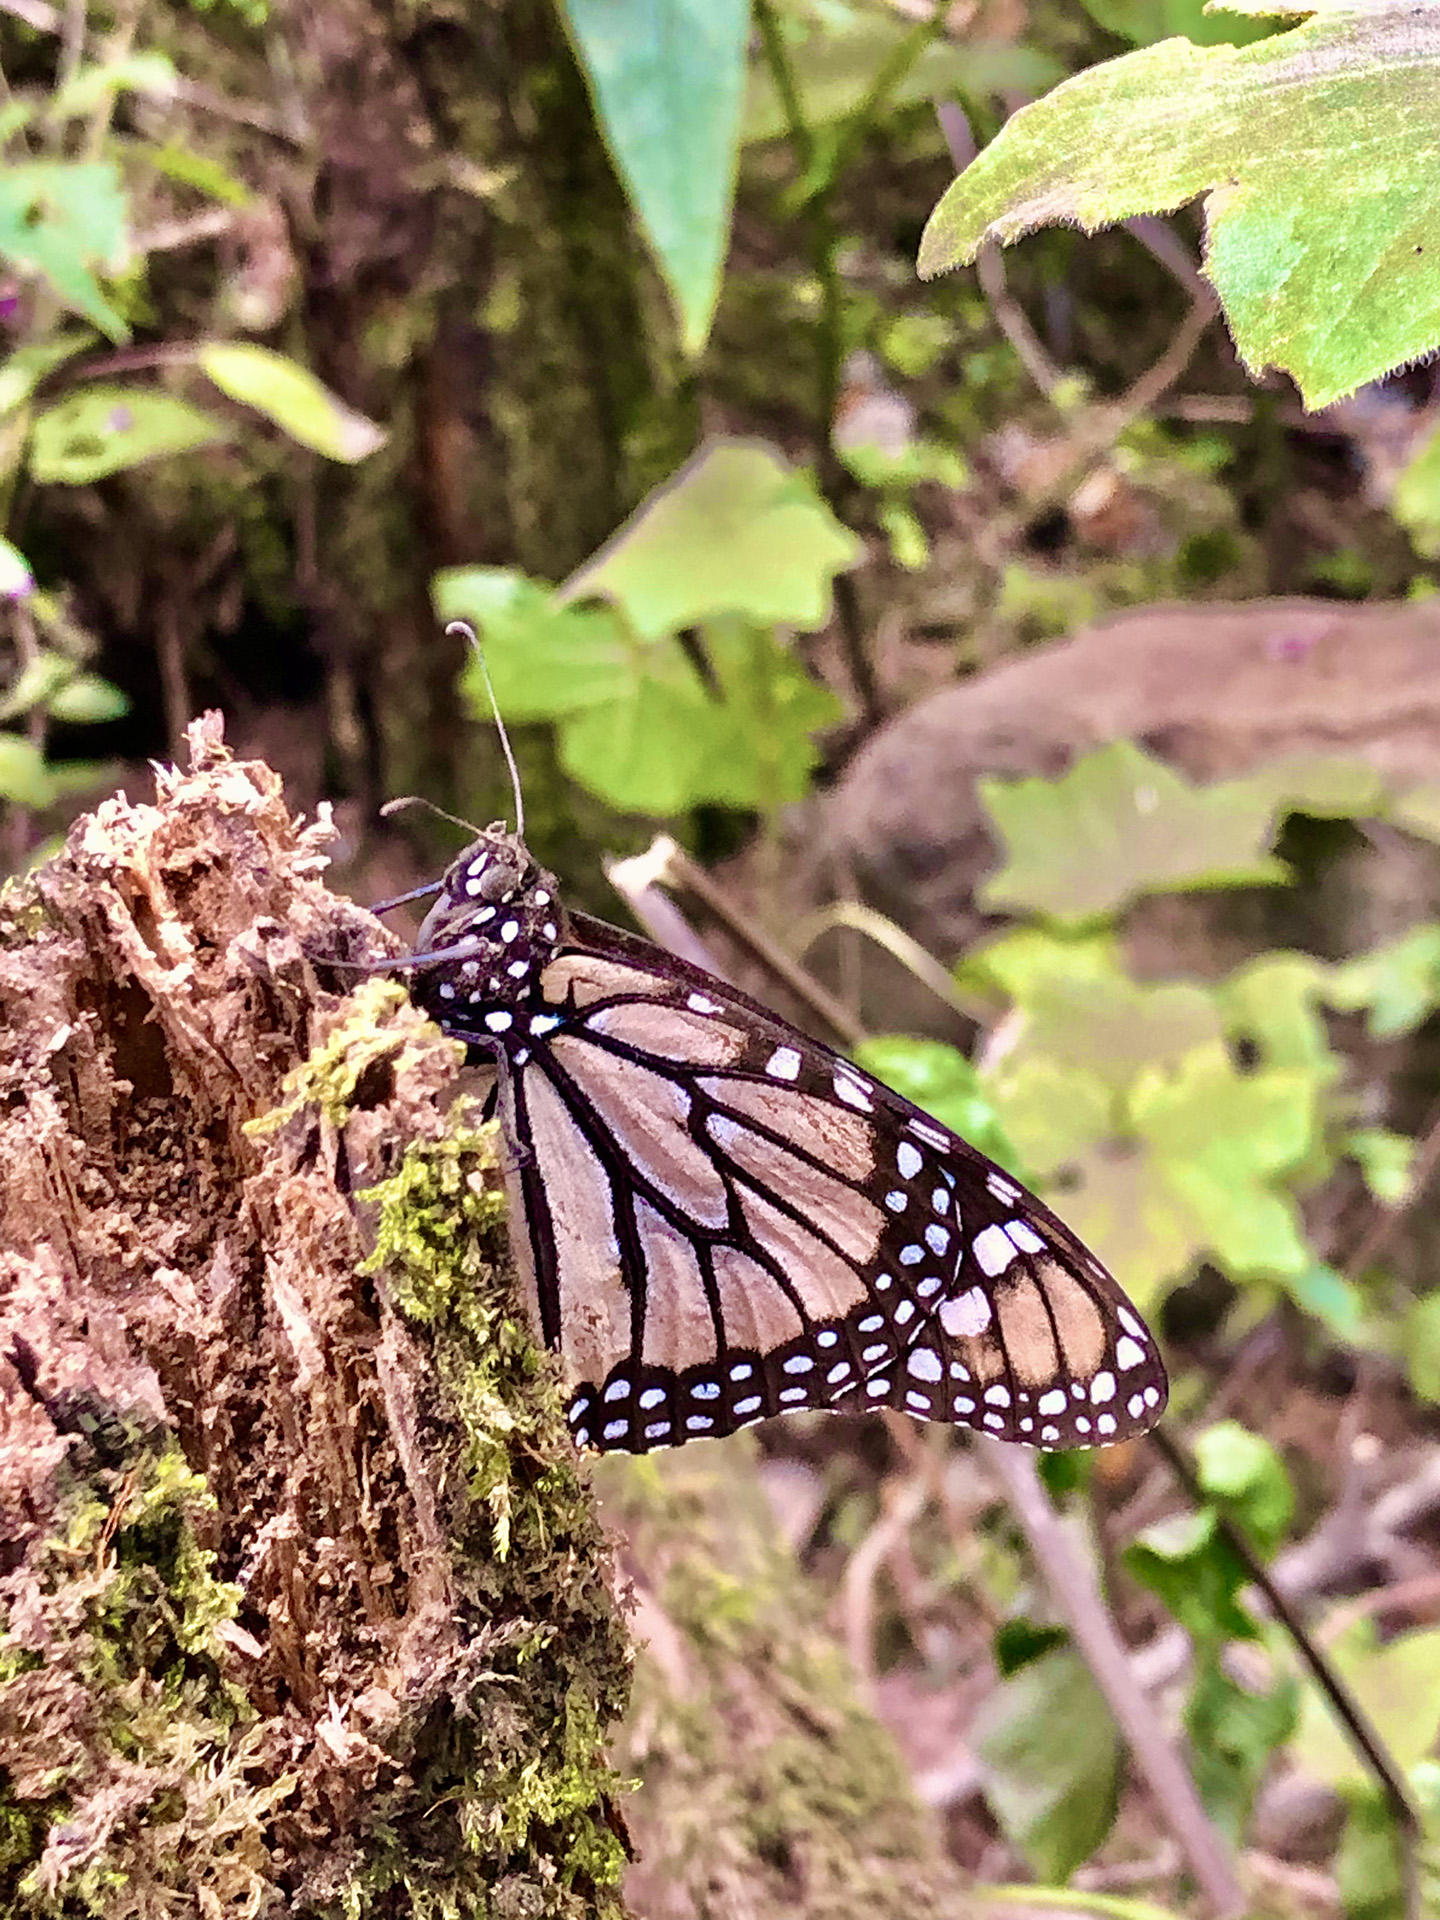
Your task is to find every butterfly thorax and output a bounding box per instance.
[408,828,566,1049]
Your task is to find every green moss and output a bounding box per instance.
[0,1441,265,1916]
[245,977,439,1134]
[338,1121,634,1916]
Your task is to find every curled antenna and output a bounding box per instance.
[447,618,525,841]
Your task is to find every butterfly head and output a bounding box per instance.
[409,827,565,1040]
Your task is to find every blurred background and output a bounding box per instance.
[4,0,1440,1914]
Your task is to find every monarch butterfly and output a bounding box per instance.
[383,830,1167,1459]
[374,624,1166,1456]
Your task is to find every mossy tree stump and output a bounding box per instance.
[0,718,631,1916]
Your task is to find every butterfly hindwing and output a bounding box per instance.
[401,833,1168,1455]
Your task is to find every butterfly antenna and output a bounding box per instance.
[380,794,484,837]
[447,618,525,841]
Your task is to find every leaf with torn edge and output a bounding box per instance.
[918,0,1440,409]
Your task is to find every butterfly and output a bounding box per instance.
[385,822,1168,1458]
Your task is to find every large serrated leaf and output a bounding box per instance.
[560,0,749,354]
[917,2,1440,409]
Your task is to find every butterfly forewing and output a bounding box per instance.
[401,829,1168,1455]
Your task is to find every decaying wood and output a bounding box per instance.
[0,717,633,1916]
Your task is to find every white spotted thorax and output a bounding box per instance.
[403,827,1168,1457]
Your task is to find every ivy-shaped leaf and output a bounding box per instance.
[978,738,1287,923]
[560,439,862,640]
[1328,924,1440,1039]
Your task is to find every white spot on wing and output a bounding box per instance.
[1038,1389,1067,1417]
[897,1142,923,1180]
[766,1046,802,1081]
[938,1286,992,1338]
[1116,1336,1147,1371]
[834,1074,873,1112]
[1090,1371,1116,1405]
[906,1347,942,1383]
[973,1224,1016,1277]
[1006,1219,1045,1254]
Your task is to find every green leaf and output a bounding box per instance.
[956,925,1121,1008]
[1393,417,1440,560]
[1404,1294,1440,1407]
[558,621,839,814]
[197,343,385,462]
[1185,1656,1299,1842]
[987,1055,1115,1180]
[1345,1128,1415,1207]
[852,1036,1020,1169]
[1295,1624,1440,1791]
[47,52,176,123]
[145,143,255,209]
[0,334,93,416]
[436,568,634,720]
[561,0,748,354]
[47,673,128,725]
[1194,1419,1293,1555]
[0,162,130,341]
[1216,953,1337,1077]
[1007,970,1223,1096]
[0,733,56,807]
[0,651,71,720]
[971,1647,1120,1883]
[978,739,1287,923]
[1283,1261,1373,1348]
[1328,924,1440,1038]
[992,1618,1069,1677]
[1130,1045,1314,1278]
[560,440,862,640]
[1236,751,1390,822]
[1126,1508,1259,1642]
[30,386,230,483]
[917,5,1440,409]
[1077,0,1276,48]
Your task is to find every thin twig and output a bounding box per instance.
[1148,1424,1422,1920]
[753,0,882,726]
[979,1437,1247,1920]
[605,834,866,1048]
